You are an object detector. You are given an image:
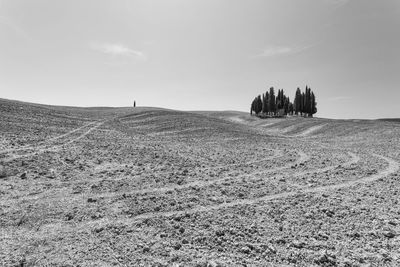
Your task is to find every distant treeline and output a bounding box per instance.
[250,86,317,117]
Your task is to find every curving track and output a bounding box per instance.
[2,105,400,266]
[0,121,99,155]
[1,120,106,163]
[131,152,398,220]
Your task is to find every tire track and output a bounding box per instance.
[292,151,360,178]
[113,149,351,199]
[60,120,106,146]
[33,153,393,232]
[92,148,283,179]
[132,153,398,220]
[252,121,327,139]
[2,120,106,163]
[0,121,99,155]
[288,123,327,137]
[124,150,308,196]
[0,148,298,209]
[0,148,286,205]
[2,150,310,233]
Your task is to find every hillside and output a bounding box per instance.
[1,99,400,266]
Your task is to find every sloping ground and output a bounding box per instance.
[1,100,400,266]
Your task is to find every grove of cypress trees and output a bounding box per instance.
[250,85,317,117]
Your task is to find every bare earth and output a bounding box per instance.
[1,99,400,266]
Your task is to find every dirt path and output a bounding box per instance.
[133,153,398,220]
[60,120,106,146]
[39,152,392,231]
[0,121,99,155]
[0,148,286,205]
[289,123,327,137]
[292,151,360,178]
[125,150,309,196]
[93,148,283,179]
[2,120,106,163]
[46,121,100,143]
[62,149,353,202]
[259,123,327,138]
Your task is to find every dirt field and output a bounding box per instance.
[1,99,400,266]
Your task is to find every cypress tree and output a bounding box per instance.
[276,89,281,110]
[262,93,266,113]
[255,95,262,114]
[251,98,256,115]
[304,86,308,116]
[311,92,317,116]
[306,86,311,116]
[289,102,294,115]
[279,89,285,110]
[265,91,270,115]
[269,87,276,115]
[294,88,301,115]
[297,92,301,115]
[284,96,289,115]
[276,89,280,110]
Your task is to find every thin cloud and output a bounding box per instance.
[90,42,146,60]
[258,46,293,57]
[255,43,318,58]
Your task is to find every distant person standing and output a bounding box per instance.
[134,101,136,107]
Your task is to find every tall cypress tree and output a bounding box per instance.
[289,102,294,115]
[304,86,308,116]
[276,89,280,110]
[276,89,281,110]
[265,91,271,114]
[269,87,276,115]
[307,87,312,116]
[280,89,285,110]
[311,92,317,116]
[255,95,262,114]
[284,96,289,115]
[294,87,301,115]
[251,98,256,115]
[262,93,266,113]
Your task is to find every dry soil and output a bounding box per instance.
[1,99,400,266]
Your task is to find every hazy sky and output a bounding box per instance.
[0,0,399,119]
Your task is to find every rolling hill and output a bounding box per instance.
[1,98,400,266]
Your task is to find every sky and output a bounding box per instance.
[0,0,399,119]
